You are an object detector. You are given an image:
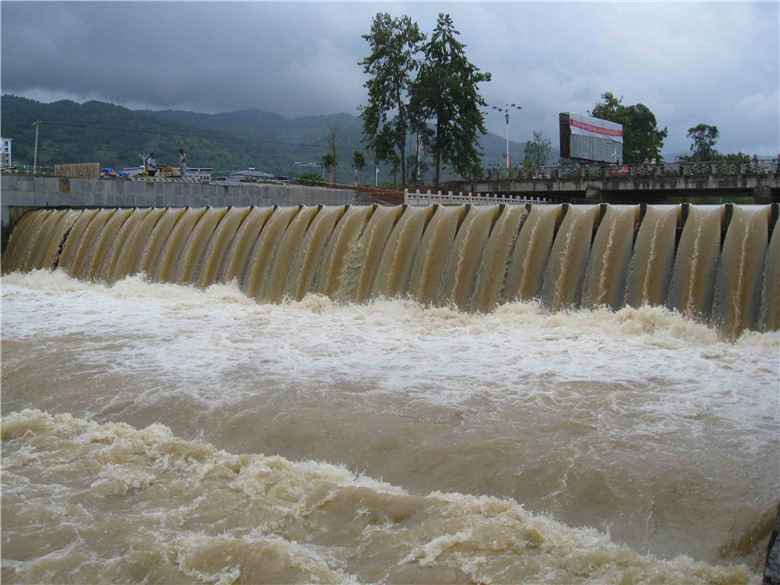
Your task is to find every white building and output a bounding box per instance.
[1,138,11,168]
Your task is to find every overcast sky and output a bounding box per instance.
[2,1,778,156]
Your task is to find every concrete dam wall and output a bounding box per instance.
[1,175,356,246]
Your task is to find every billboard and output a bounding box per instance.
[559,113,623,163]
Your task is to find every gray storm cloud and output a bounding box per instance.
[2,1,778,155]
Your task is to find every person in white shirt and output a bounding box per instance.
[147,153,157,177]
[178,149,186,178]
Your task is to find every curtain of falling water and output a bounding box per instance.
[101,208,154,284]
[261,205,321,303]
[57,208,101,275]
[407,205,466,306]
[83,208,135,281]
[243,206,300,299]
[219,206,276,286]
[351,206,405,304]
[372,206,433,300]
[68,209,119,280]
[21,210,62,273]
[759,216,780,331]
[3,203,778,336]
[27,210,80,273]
[713,205,771,337]
[471,205,528,313]
[173,207,229,285]
[315,206,374,301]
[196,207,253,289]
[667,206,724,321]
[582,206,638,310]
[541,205,601,312]
[284,205,347,301]
[136,208,187,278]
[3,210,46,272]
[625,205,681,309]
[503,204,562,304]
[435,205,500,310]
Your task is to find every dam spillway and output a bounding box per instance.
[3,203,778,336]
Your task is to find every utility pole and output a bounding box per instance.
[490,104,522,168]
[416,135,421,184]
[31,121,42,175]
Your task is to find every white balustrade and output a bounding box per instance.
[404,188,551,207]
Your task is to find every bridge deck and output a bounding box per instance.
[449,160,780,204]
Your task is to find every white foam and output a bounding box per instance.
[2,271,777,418]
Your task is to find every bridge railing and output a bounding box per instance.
[404,189,553,207]
[475,159,779,182]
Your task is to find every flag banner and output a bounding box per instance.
[569,113,623,143]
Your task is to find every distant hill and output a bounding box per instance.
[1,95,539,185]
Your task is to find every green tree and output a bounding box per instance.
[295,172,328,186]
[322,118,339,183]
[590,92,668,163]
[359,13,425,188]
[686,124,719,161]
[386,151,401,188]
[352,150,367,185]
[524,130,552,167]
[409,13,491,187]
[322,153,336,183]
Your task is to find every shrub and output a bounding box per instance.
[294,172,328,186]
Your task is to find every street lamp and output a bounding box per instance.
[31,121,42,175]
[490,104,522,168]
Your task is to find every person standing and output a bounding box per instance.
[179,149,187,179]
[146,153,157,177]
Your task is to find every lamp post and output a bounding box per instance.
[490,104,521,168]
[31,121,42,175]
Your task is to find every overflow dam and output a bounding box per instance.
[0,174,358,248]
[3,199,778,338]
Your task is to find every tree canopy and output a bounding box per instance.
[590,92,668,163]
[409,13,491,185]
[358,13,425,188]
[321,118,339,183]
[686,124,719,161]
[524,130,551,167]
[352,150,367,184]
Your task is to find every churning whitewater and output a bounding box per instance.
[1,270,778,584]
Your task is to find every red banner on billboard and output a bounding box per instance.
[569,113,623,143]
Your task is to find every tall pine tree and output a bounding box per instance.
[410,13,491,186]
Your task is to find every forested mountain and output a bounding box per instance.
[1,95,534,185]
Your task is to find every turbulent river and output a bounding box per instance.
[1,270,778,584]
